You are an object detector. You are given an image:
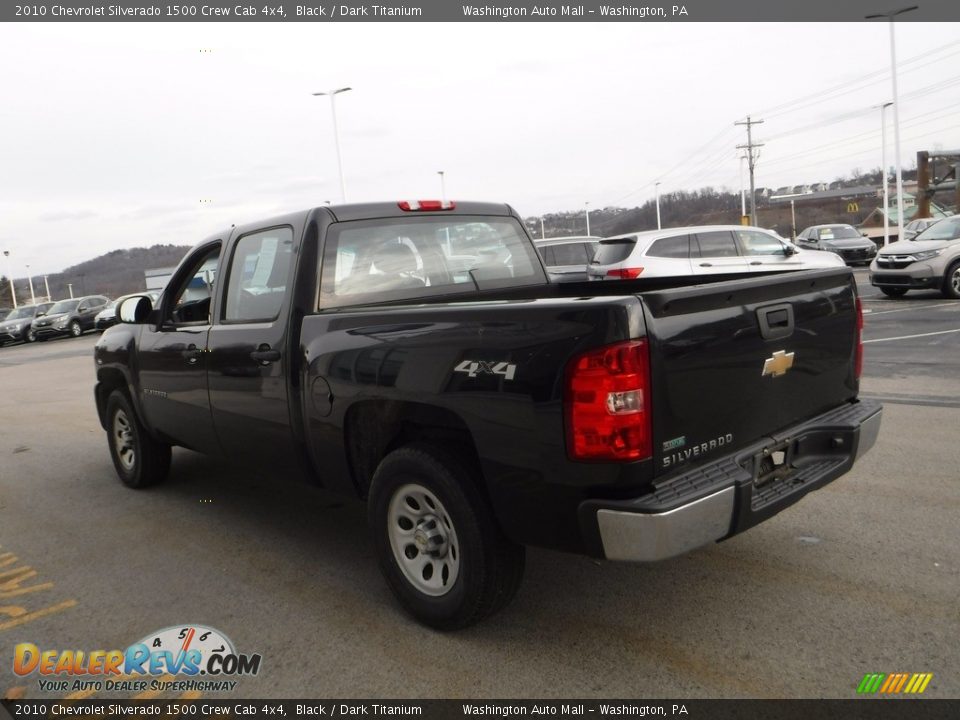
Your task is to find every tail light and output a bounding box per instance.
[855,297,864,380]
[564,340,652,462]
[606,268,644,279]
[398,200,455,211]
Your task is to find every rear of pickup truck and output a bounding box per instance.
[294,204,879,628]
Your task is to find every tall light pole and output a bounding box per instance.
[584,202,591,236]
[540,217,546,240]
[26,264,35,304]
[437,170,446,203]
[875,101,894,246]
[655,182,662,230]
[67,283,74,299]
[2,250,15,308]
[867,5,918,242]
[312,87,352,203]
[43,275,50,300]
[739,156,747,219]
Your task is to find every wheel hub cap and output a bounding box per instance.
[387,483,460,597]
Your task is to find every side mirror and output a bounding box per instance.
[861,231,870,237]
[783,244,798,256]
[118,295,153,324]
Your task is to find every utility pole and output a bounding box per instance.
[655,182,662,230]
[736,115,764,226]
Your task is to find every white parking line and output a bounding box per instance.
[867,302,959,317]
[863,327,960,344]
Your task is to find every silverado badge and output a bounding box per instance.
[762,350,795,378]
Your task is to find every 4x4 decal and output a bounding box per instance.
[454,360,517,381]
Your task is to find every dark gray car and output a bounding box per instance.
[795,224,878,265]
[31,295,110,340]
[534,236,602,282]
[0,302,55,345]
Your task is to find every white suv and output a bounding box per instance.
[587,225,844,281]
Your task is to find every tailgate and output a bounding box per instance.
[639,268,859,477]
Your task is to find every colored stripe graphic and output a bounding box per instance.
[858,672,933,694]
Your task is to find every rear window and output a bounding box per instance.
[542,242,590,266]
[319,216,546,308]
[594,238,636,265]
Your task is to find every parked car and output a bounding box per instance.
[870,215,960,298]
[795,224,878,265]
[902,217,944,241]
[95,291,160,331]
[31,295,111,340]
[0,302,55,345]
[94,200,879,629]
[587,225,843,281]
[534,236,602,282]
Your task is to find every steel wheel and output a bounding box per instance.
[70,321,83,337]
[387,483,461,597]
[26,328,37,342]
[113,409,136,471]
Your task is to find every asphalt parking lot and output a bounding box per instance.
[1,269,958,700]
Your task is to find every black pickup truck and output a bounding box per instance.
[94,200,881,629]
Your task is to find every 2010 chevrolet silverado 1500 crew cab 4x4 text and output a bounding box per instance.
[94,200,881,629]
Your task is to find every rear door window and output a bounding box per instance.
[223,227,295,322]
[694,231,739,257]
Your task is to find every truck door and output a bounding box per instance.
[206,225,299,470]
[137,241,222,454]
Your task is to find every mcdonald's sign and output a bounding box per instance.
[847,201,860,213]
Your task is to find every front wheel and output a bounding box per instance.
[368,444,525,630]
[880,287,908,298]
[105,390,171,488]
[26,328,37,342]
[942,261,960,299]
[70,320,83,337]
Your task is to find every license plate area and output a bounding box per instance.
[749,440,795,487]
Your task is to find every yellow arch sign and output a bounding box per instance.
[847,202,859,213]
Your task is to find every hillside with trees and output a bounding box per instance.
[1,244,190,308]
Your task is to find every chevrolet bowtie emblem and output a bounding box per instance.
[762,350,795,377]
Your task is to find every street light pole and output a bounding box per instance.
[26,264,35,304]
[437,171,446,203]
[312,87,352,203]
[655,182,662,230]
[540,217,546,240]
[584,202,591,236]
[67,283,74,299]
[875,101,894,246]
[867,5,918,242]
[2,250,15,308]
[43,275,50,300]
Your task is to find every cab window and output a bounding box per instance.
[223,227,294,322]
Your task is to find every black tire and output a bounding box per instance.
[942,261,960,300]
[368,444,525,630]
[105,390,171,489]
[880,287,908,298]
[69,320,83,338]
[25,328,37,343]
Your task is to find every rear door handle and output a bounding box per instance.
[750,261,763,266]
[250,344,281,365]
[699,263,713,267]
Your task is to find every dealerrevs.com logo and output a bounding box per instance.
[13,624,261,693]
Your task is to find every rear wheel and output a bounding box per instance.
[942,261,960,299]
[105,390,171,488]
[880,287,908,298]
[368,444,525,630]
[69,320,83,337]
[26,328,37,342]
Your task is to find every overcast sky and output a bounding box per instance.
[1,21,959,276]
